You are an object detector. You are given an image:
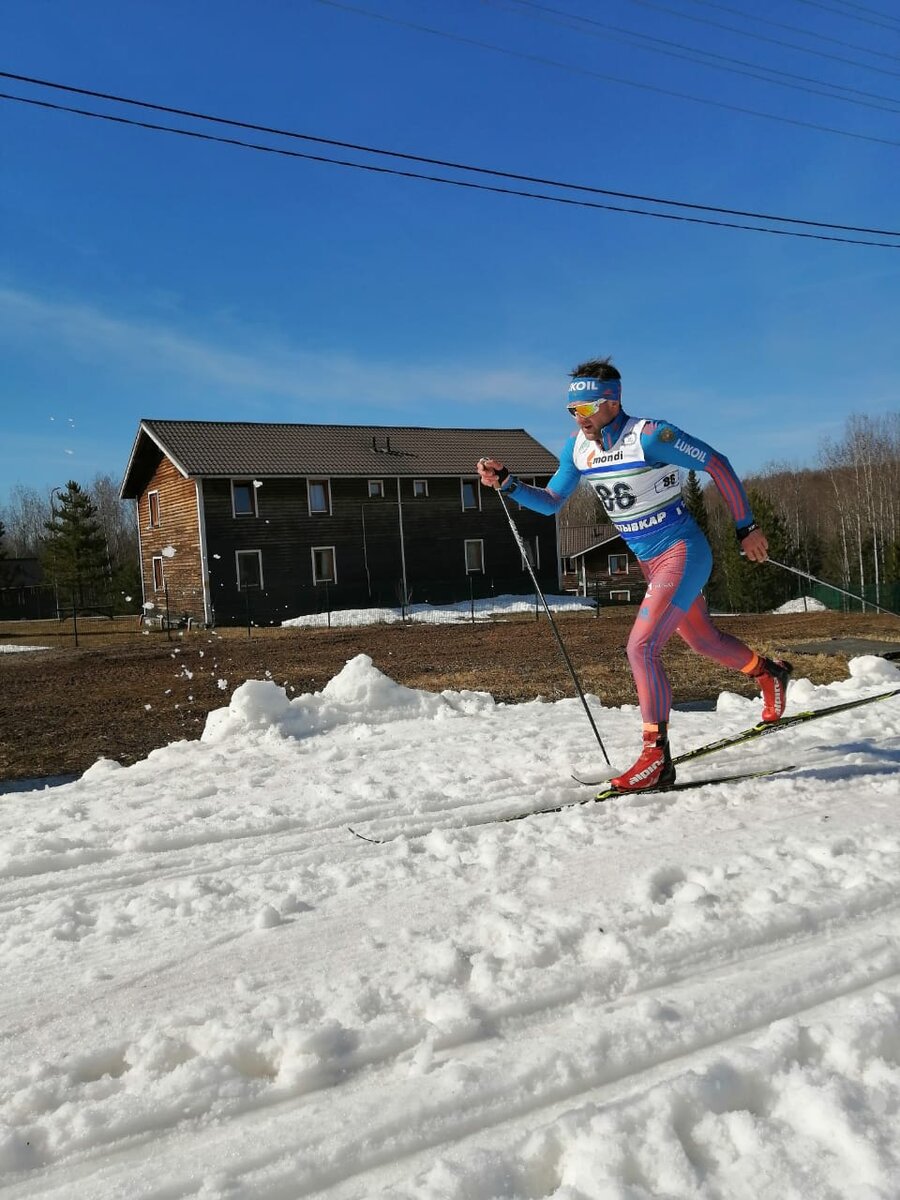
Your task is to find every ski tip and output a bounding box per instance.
[571,766,621,786]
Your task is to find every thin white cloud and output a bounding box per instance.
[0,285,558,413]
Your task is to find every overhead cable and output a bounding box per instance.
[679,0,900,64]
[3,71,899,238]
[310,0,900,146]
[625,0,900,78]
[788,0,900,34]
[2,90,899,249]
[500,0,900,112]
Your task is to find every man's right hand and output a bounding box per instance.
[477,457,508,488]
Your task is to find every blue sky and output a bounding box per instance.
[2,0,899,501]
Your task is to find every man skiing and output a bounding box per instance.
[477,355,791,792]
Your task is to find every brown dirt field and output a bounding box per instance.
[2,610,899,783]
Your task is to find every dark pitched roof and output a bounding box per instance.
[121,420,558,498]
[558,523,624,558]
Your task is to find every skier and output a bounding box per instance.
[477,356,792,792]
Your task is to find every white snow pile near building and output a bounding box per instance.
[773,596,827,613]
[1,654,900,1198]
[282,591,595,628]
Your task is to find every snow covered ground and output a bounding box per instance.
[2,654,900,1199]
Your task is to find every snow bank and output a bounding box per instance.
[773,597,826,613]
[201,652,496,745]
[282,592,595,628]
[0,644,50,653]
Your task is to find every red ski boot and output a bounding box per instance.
[753,658,793,723]
[611,724,676,792]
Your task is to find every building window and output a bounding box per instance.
[368,479,385,499]
[312,546,336,584]
[236,550,263,590]
[232,480,257,517]
[148,491,160,528]
[461,480,480,511]
[609,589,631,603]
[308,479,331,515]
[465,539,484,574]
[413,479,429,498]
[521,537,540,571]
[151,555,164,590]
[609,553,628,574]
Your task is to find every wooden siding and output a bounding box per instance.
[138,458,203,618]
[201,474,559,624]
[561,537,645,602]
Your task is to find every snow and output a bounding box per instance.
[282,593,594,628]
[773,597,827,613]
[2,654,900,1198]
[0,645,50,654]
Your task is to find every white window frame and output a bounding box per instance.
[609,553,628,575]
[231,479,258,518]
[151,555,164,591]
[464,539,485,574]
[367,479,385,499]
[461,479,481,511]
[235,549,264,590]
[148,490,160,529]
[312,545,337,584]
[413,479,429,498]
[307,479,332,515]
[609,588,631,602]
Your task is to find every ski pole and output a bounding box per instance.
[766,558,900,620]
[494,487,611,765]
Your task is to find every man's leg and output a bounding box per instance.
[613,540,705,790]
[676,594,793,722]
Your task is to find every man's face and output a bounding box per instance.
[573,399,621,441]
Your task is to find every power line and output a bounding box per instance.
[625,0,900,80]
[311,0,900,147]
[788,0,900,34]
[3,90,899,248]
[499,0,900,113]
[3,71,899,238]
[681,0,900,65]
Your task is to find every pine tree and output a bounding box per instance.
[43,482,111,605]
[719,488,797,612]
[683,469,710,540]
[0,518,7,561]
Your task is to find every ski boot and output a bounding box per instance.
[752,658,793,723]
[611,723,676,792]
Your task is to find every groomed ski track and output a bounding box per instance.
[2,657,900,1197]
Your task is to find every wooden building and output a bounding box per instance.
[120,420,561,626]
[559,522,645,603]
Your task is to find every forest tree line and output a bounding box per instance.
[2,410,899,615]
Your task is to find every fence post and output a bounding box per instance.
[244,588,252,638]
[71,587,79,648]
[325,580,331,629]
[595,580,601,619]
[164,583,172,642]
[535,587,540,621]
[470,575,475,625]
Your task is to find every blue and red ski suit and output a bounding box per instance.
[501,411,759,724]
